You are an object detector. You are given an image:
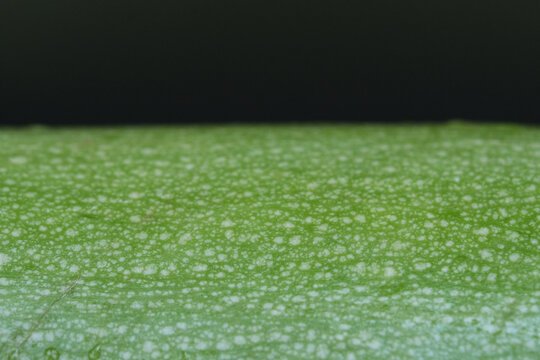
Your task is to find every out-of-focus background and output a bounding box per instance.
[1,0,539,125]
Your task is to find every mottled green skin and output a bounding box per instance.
[0,123,539,359]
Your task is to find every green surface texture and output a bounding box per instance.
[1,123,539,359]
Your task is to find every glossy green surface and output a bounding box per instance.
[1,123,539,359]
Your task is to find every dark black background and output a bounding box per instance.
[1,0,539,125]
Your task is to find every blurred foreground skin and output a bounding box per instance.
[0,122,539,359]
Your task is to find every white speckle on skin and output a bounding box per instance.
[118,325,128,334]
[367,340,382,349]
[414,263,430,271]
[30,332,44,341]
[129,192,143,199]
[179,233,191,244]
[234,335,246,345]
[316,344,330,358]
[221,219,235,228]
[283,222,295,229]
[274,237,284,244]
[480,250,492,260]
[144,264,157,275]
[355,215,366,223]
[216,341,230,350]
[482,324,499,334]
[10,156,27,164]
[143,341,155,352]
[384,267,397,277]
[195,341,208,350]
[194,264,208,272]
[475,227,490,236]
[290,236,301,245]
[159,326,174,335]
